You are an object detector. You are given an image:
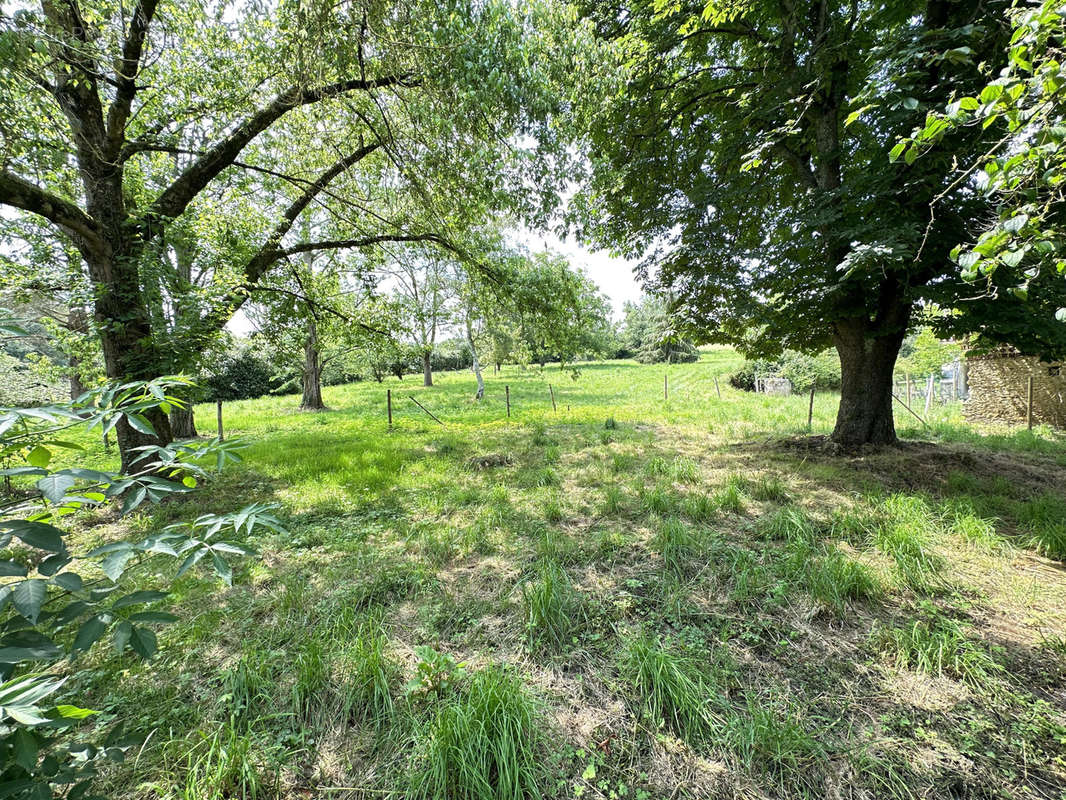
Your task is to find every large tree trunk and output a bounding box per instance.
[830,318,908,447]
[169,407,198,438]
[300,321,325,410]
[85,245,174,472]
[422,350,433,387]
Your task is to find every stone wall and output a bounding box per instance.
[963,352,1066,428]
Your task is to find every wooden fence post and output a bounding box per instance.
[549,384,557,412]
[1027,376,1034,430]
[807,386,815,431]
[216,400,223,441]
[505,385,510,418]
[906,373,912,408]
[387,389,392,428]
[714,377,721,399]
[924,374,934,417]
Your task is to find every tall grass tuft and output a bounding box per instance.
[784,540,880,616]
[875,494,945,591]
[181,721,272,800]
[873,605,1001,687]
[720,692,826,790]
[652,516,699,574]
[750,474,790,503]
[342,612,399,729]
[758,506,817,544]
[409,666,546,800]
[521,559,579,650]
[621,635,722,744]
[291,638,329,720]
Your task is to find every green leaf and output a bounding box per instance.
[52,572,83,592]
[99,550,135,582]
[120,485,148,515]
[128,626,158,659]
[1002,213,1029,232]
[25,447,51,469]
[112,621,133,654]
[0,631,61,663]
[72,616,108,654]
[128,611,179,624]
[124,414,156,436]
[54,704,98,719]
[1055,307,1066,322]
[37,553,70,577]
[889,142,907,162]
[0,561,27,577]
[112,590,168,610]
[12,727,38,771]
[211,551,233,586]
[12,580,48,624]
[2,521,66,553]
[902,96,919,110]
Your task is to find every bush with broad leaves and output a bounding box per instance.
[0,376,281,798]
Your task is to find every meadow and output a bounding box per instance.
[73,350,1066,799]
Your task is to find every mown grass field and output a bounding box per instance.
[73,350,1066,799]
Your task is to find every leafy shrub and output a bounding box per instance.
[0,379,271,799]
[205,344,282,401]
[729,350,841,392]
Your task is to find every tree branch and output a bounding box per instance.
[146,74,414,226]
[277,233,456,260]
[105,0,160,159]
[0,170,102,248]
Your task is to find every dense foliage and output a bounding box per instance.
[0,376,278,798]
[571,0,1066,444]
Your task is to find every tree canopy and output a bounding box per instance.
[571,0,1066,445]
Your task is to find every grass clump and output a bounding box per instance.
[599,484,625,516]
[652,516,700,574]
[621,635,723,744]
[875,494,945,592]
[714,474,749,514]
[873,605,1001,687]
[521,559,580,651]
[750,474,790,503]
[1027,523,1066,561]
[542,492,564,523]
[291,638,329,720]
[342,612,399,728]
[670,456,701,483]
[180,722,272,800]
[785,541,880,616]
[681,492,717,523]
[759,506,817,544]
[640,483,676,514]
[947,503,1008,553]
[409,666,547,800]
[720,692,826,790]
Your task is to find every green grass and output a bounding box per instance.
[875,494,946,592]
[621,635,723,744]
[55,353,1066,800]
[521,558,580,650]
[873,605,1002,688]
[409,666,547,800]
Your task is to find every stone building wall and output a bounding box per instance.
[963,352,1066,428]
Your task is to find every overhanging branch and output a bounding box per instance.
[146,74,414,226]
[0,170,102,248]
